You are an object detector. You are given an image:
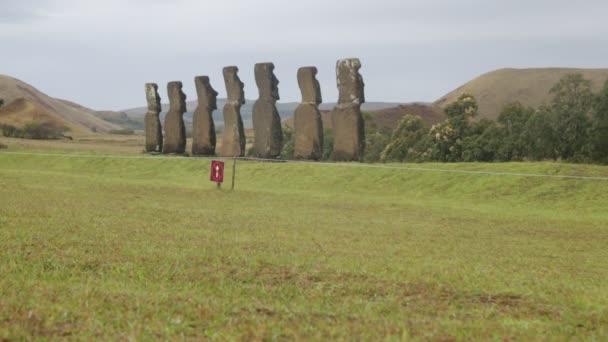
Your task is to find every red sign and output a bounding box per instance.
[210,160,225,183]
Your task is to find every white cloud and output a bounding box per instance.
[2,0,608,109]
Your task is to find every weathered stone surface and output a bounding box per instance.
[144,83,163,152]
[252,63,283,158]
[192,76,218,155]
[162,81,187,154]
[331,58,365,161]
[220,66,246,157]
[331,106,365,161]
[294,67,323,160]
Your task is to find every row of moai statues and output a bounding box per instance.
[144,58,365,161]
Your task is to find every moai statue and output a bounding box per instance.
[294,67,323,160]
[192,76,218,155]
[162,81,187,154]
[144,83,163,153]
[331,58,365,161]
[220,66,246,157]
[252,63,283,158]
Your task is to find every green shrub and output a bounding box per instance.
[280,126,295,160]
[1,124,20,137]
[109,128,135,135]
[364,131,390,163]
[22,121,68,139]
[381,115,428,163]
[1,122,67,140]
[362,111,391,163]
[322,128,334,160]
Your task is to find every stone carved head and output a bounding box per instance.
[145,83,162,112]
[195,76,218,111]
[336,58,365,105]
[167,81,187,113]
[297,67,322,105]
[223,66,245,105]
[255,63,280,101]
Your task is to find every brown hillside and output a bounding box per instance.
[0,75,119,134]
[365,104,445,130]
[283,103,445,131]
[0,98,69,128]
[435,68,608,120]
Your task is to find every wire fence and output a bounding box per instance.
[2,151,608,181]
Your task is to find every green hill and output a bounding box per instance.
[435,68,608,119]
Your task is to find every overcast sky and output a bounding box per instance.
[2,0,608,110]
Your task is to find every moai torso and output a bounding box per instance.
[331,58,365,161]
[252,63,283,158]
[220,66,246,157]
[144,83,163,153]
[294,67,323,160]
[162,81,187,154]
[192,76,218,156]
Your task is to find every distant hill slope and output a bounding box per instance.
[363,103,445,130]
[283,103,445,131]
[122,101,402,130]
[0,98,64,128]
[0,75,120,134]
[435,68,608,120]
[93,111,144,131]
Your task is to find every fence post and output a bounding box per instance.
[231,156,237,191]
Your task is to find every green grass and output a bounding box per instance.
[1,150,607,340]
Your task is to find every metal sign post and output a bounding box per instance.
[231,157,237,191]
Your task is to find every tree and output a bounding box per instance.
[461,119,502,162]
[445,93,478,136]
[381,114,428,162]
[521,108,557,161]
[427,94,479,162]
[322,128,334,161]
[364,131,391,163]
[428,121,460,162]
[280,126,295,160]
[547,73,593,160]
[496,102,534,161]
[591,80,608,163]
[362,112,391,163]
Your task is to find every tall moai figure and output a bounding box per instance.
[144,83,163,153]
[331,58,365,161]
[192,76,218,155]
[162,81,187,154]
[252,63,283,158]
[220,66,246,157]
[294,67,323,160]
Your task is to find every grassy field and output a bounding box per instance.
[1,140,607,340]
